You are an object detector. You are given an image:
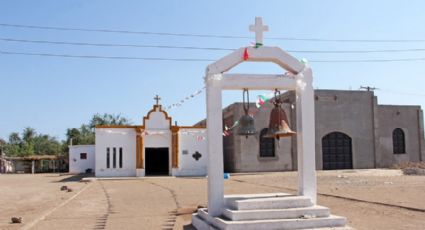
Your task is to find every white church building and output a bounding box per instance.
[69,99,208,177]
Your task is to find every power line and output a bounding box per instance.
[309,58,425,63]
[2,49,425,63]
[379,89,425,97]
[4,37,425,53]
[0,23,250,39]
[1,22,425,43]
[0,50,215,62]
[0,37,234,51]
[360,86,378,91]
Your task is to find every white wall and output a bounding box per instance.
[95,128,137,177]
[69,145,95,174]
[173,128,207,176]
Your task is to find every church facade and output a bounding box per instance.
[69,101,207,177]
[197,89,425,172]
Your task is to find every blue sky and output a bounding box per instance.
[1,0,425,140]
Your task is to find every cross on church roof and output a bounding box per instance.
[249,17,269,45]
[154,95,161,105]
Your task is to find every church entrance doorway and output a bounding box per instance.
[145,148,169,176]
[322,132,353,170]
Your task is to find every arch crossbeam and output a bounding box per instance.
[206,46,304,75]
[221,73,297,90]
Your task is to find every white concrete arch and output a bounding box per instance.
[204,18,316,219]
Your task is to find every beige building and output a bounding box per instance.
[198,89,425,172]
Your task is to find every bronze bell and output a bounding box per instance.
[266,90,296,139]
[237,89,256,138]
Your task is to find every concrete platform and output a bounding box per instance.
[192,193,350,230]
[223,205,330,221]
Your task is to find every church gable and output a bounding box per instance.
[143,105,172,130]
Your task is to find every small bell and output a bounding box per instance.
[237,89,257,138]
[265,90,296,139]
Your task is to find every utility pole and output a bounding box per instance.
[360,86,378,91]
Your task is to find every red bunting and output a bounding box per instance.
[243,47,249,60]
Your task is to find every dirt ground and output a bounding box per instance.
[0,169,424,230]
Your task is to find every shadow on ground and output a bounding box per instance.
[183,223,196,230]
[53,173,94,183]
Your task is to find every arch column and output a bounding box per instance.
[206,74,224,217]
[296,67,317,203]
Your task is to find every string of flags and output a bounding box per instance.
[165,86,206,111]
[223,120,239,136]
[181,129,207,141]
[140,130,206,141]
[255,91,275,108]
[161,51,307,136]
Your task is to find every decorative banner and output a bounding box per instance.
[256,95,267,108]
[141,129,207,142]
[105,130,129,135]
[255,91,274,108]
[223,120,240,136]
[165,86,206,111]
[141,130,167,136]
[179,129,207,141]
[180,130,206,134]
[243,47,249,60]
[300,58,309,64]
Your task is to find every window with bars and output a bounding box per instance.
[393,128,406,154]
[259,128,275,157]
[113,147,117,168]
[119,147,123,168]
[106,148,110,168]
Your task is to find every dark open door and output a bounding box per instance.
[145,148,169,176]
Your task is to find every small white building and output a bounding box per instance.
[69,145,95,174]
[85,100,208,177]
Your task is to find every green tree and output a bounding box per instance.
[6,132,22,156]
[0,138,6,155]
[63,113,132,152]
[3,128,63,156]
[33,134,62,155]
[21,127,36,155]
[8,132,21,145]
[89,113,131,129]
[22,127,36,143]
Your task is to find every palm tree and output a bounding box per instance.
[22,127,36,143]
[8,132,21,145]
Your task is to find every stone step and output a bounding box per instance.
[224,193,292,207]
[192,214,218,230]
[223,205,330,221]
[227,195,313,210]
[193,208,348,230]
[300,227,354,230]
[214,215,347,230]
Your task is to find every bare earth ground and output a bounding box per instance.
[0,169,424,230]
